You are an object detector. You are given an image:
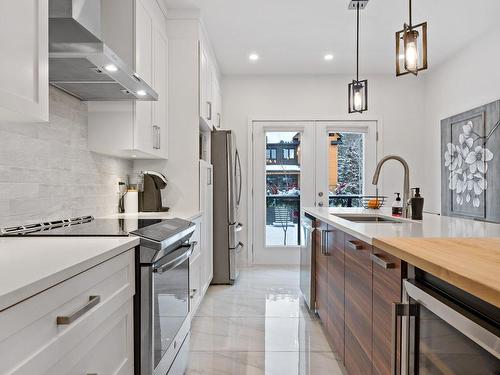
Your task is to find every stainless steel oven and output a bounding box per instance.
[131,218,195,375]
[393,278,500,375]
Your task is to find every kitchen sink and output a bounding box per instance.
[332,214,405,223]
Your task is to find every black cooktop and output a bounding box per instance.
[0,217,163,237]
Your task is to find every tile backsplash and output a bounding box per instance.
[0,87,133,227]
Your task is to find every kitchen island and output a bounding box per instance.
[302,207,500,375]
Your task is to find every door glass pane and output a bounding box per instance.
[328,132,364,207]
[265,132,301,246]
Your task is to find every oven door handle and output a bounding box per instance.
[154,242,197,274]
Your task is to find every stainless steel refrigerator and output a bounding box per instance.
[211,129,243,284]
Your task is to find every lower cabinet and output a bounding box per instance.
[314,219,406,375]
[0,249,135,375]
[327,228,345,362]
[344,234,373,375]
[315,220,329,322]
[372,247,405,375]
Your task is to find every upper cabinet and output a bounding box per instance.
[0,0,49,123]
[88,0,168,159]
[199,40,222,130]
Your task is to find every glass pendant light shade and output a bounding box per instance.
[396,0,428,76]
[348,79,368,113]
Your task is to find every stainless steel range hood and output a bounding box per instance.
[49,0,158,101]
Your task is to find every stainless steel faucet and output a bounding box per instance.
[372,155,411,218]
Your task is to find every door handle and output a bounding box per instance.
[371,253,395,269]
[320,230,332,255]
[207,101,212,120]
[57,295,101,325]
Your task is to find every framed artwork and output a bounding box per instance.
[441,100,500,222]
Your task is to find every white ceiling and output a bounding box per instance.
[163,0,500,75]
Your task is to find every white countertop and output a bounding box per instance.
[0,236,139,312]
[303,207,500,244]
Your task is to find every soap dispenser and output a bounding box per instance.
[411,188,424,220]
[392,193,403,217]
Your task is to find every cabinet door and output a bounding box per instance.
[213,76,222,128]
[152,27,168,159]
[372,248,405,375]
[199,44,213,128]
[189,254,202,315]
[327,228,345,363]
[134,0,154,154]
[314,220,329,321]
[344,234,373,375]
[0,0,48,122]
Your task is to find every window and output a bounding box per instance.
[270,149,277,160]
[283,148,295,160]
[266,149,271,159]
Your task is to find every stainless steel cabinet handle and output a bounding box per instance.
[217,113,221,127]
[346,240,363,251]
[320,230,332,256]
[152,125,160,149]
[157,126,161,149]
[371,253,395,269]
[391,302,419,375]
[57,295,101,325]
[207,101,212,120]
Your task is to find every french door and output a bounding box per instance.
[252,121,315,264]
[252,120,378,265]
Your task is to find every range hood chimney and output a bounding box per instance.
[49,0,158,101]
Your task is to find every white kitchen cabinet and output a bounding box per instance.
[213,74,222,129]
[0,0,48,123]
[199,160,214,294]
[189,253,202,315]
[0,249,135,375]
[199,42,213,129]
[88,0,168,159]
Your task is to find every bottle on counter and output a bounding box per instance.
[392,193,403,217]
[411,188,424,220]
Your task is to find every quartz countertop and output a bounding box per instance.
[303,207,500,244]
[303,207,500,306]
[0,236,139,311]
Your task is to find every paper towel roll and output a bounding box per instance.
[124,190,138,213]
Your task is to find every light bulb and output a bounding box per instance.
[137,90,147,96]
[404,30,419,72]
[353,89,363,111]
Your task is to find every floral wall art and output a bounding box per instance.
[441,100,500,222]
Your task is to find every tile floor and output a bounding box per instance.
[186,266,343,375]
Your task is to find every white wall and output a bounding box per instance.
[0,88,132,227]
[221,74,427,264]
[422,26,500,213]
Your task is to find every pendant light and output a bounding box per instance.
[348,1,368,114]
[396,0,428,76]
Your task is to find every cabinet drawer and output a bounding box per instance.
[0,250,135,375]
[48,300,134,375]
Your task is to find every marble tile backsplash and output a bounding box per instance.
[0,87,133,227]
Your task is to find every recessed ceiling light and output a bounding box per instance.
[104,64,118,72]
[131,154,137,158]
[136,90,147,97]
[249,53,259,61]
[324,54,334,61]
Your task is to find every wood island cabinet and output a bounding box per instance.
[315,220,329,322]
[313,218,406,375]
[372,247,406,375]
[344,234,373,375]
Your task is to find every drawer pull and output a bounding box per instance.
[56,295,101,325]
[346,240,363,251]
[371,253,395,269]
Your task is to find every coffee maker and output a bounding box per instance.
[138,171,169,212]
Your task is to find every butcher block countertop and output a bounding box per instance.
[373,237,500,308]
